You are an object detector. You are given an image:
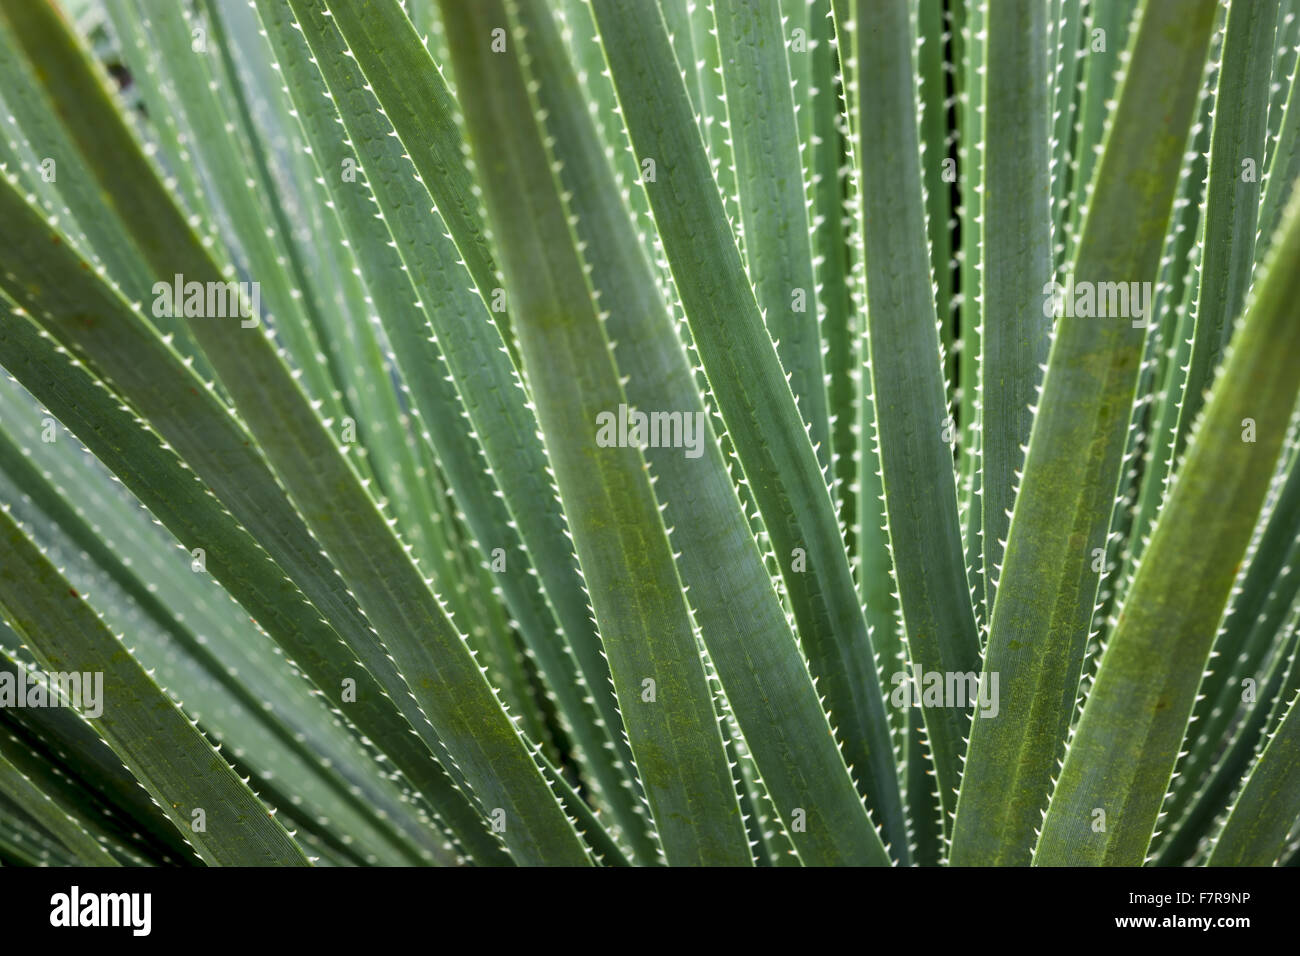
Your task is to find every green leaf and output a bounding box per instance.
[510,0,891,868]
[1049,0,1085,263]
[0,503,310,866]
[1258,27,1300,269]
[714,0,831,471]
[0,391,452,864]
[1153,442,1300,862]
[104,0,346,424]
[0,644,197,864]
[1066,0,1139,262]
[589,0,906,857]
[313,0,517,366]
[0,295,501,865]
[440,0,751,867]
[851,0,982,831]
[917,0,957,379]
[266,0,653,859]
[0,747,119,866]
[0,0,595,867]
[1035,181,1300,866]
[978,0,1053,613]
[1119,87,1214,586]
[1160,591,1300,865]
[957,0,985,567]
[952,0,1219,866]
[803,0,860,563]
[1208,688,1300,866]
[1177,0,1279,454]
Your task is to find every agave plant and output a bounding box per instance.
[0,0,1296,870]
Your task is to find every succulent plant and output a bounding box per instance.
[0,0,1296,868]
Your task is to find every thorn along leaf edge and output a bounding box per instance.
[0,0,1293,868]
